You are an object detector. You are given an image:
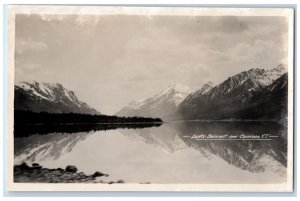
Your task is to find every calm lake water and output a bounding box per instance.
[14,121,287,184]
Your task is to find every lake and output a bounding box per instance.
[14,121,287,184]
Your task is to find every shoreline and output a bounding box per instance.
[14,163,125,184]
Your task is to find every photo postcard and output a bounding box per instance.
[7,5,294,192]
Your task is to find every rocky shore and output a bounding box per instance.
[14,163,125,184]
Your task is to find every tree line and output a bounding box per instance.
[14,110,163,125]
[14,122,162,137]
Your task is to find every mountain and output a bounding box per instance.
[116,83,193,119]
[233,73,288,120]
[178,64,287,120]
[15,81,100,114]
[181,81,214,104]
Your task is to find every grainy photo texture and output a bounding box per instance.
[8,6,294,191]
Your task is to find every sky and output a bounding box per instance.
[15,14,289,114]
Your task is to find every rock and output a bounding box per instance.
[32,163,40,167]
[31,166,42,170]
[56,168,64,172]
[31,163,42,170]
[92,171,107,178]
[19,162,29,170]
[65,165,77,173]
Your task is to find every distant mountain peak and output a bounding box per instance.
[183,81,214,103]
[157,83,192,98]
[204,81,214,86]
[127,100,145,109]
[200,81,214,93]
[152,83,193,106]
[116,83,192,118]
[168,83,191,92]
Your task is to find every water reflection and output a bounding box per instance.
[14,132,90,164]
[121,121,287,173]
[176,121,287,171]
[14,121,287,183]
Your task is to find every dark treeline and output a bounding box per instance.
[14,110,163,137]
[14,110,163,125]
[14,123,162,137]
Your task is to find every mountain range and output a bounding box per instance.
[14,81,100,115]
[116,64,288,120]
[177,64,287,120]
[15,64,288,121]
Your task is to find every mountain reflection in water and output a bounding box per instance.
[14,121,287,184]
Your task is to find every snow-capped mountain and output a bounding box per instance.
[14,81,100,114]
[178,64,287,120]
[233,73,288,120]
[183,81,214,103]
[203,64,286,101]
[265,72,288,92]
[116,83,193,119]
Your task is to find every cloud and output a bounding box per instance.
[75,15,101,26]
[196,16,249,34]
[22,63,42,70]
[40,14,64,22]
[15,38,48,55]
[111,31,213,91]
[228,39,285,68]
[15,61,46,84]
[40,14,101,27]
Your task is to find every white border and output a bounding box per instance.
[6,5,295,192]
[8,5,294,16]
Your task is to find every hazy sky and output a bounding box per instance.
[15,14,288,114]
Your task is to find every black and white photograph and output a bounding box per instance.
[8,6,294,191]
